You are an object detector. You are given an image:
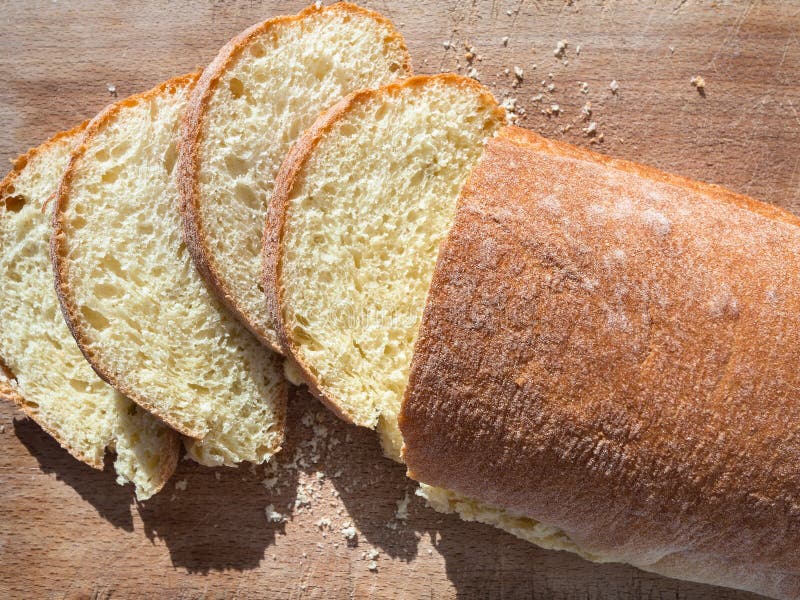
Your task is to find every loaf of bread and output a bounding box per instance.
[263,74,505,460]
[179,2,411,351]
[51,74,286,467]
[400,126,800,599]
[0,124,179,500]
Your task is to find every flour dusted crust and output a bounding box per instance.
[400,126,800,599]
[178,2,411,352]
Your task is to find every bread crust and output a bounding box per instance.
[51,73,205,440]
[177,1,412,353]
[263,73,505,427]
[400,126,800,599]
[0,122,181,490]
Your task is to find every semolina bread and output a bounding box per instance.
[178,2,411,351]
[400,126,800,599]
[0,124,179,500]
[263,74,505,460]
[52,74,286,467]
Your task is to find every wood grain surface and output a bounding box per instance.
[1,1,798,599]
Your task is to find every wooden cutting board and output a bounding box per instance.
[1,1,798,598]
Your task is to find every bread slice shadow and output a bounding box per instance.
[13,416,135,531]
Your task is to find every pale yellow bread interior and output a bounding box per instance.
[179,2,411,350]
[0,125,179,500]
[52,75,286,467]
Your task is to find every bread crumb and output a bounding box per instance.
[513,66,524,81]
[265,504,287,524]
[106,83,117,97]
[610,79,620,94]
[550,103,561,114]
[581,102,592,119]
[502,36,509,46]
[500,97,523,124]
[316,518,331,530]
[546,82,556,92]
[175,479,187,491]
[576,44,582,55]
[0,425,5,434]
[467,67,480,80]
[583,121,597,136]
[395,492,411,520]
[579,81,589,94]
[368,561,378,571]
[341,524,357,541]
[442,41,451,49]
[690,75,706,91]
[367,549,379,560]
[214,471,221,480]
[554,39,568,58]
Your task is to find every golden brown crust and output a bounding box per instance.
[400,125,800,599]
[262,73,504,426]
[51,73,204,439]
[0,121,108,470]
[177,1,412,353]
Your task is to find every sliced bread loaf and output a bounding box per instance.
[0,124,179,500]
[52,74,286,467]
[178,2,411,351]
[263,74,505,460]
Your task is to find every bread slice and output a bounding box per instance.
[178,2,411,351]
[0,124,179,500]
[52,74,286,467]
[264,74,505,460]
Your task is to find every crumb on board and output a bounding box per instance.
[265,504,287,524]
[610,79,620,94]
[106,83,117,97]
[581,102,592,119]
[691,75,706,91]
[395,492,411,520]
[514,66,524,81]
[554,39,568,58]
[583,121,598,136]
[175,479,187,491]
[502,36,509,46]
[368,561,378,571]
[341,524,357,541]
[579,81,589,94]
[442,40,450,49]
[500,97,524,124]
[467,67,480,80]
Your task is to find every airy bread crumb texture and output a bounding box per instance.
[54,76,285,467]
[279,76,504,460]
[0,127,178,500]
[188,3,410,349]
[416,484,598,562]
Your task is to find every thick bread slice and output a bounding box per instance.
[0,124,179,500]
[179,2,411,351]
[400,126,800,599]
[52,74,286,467]
[264,74,505,460]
